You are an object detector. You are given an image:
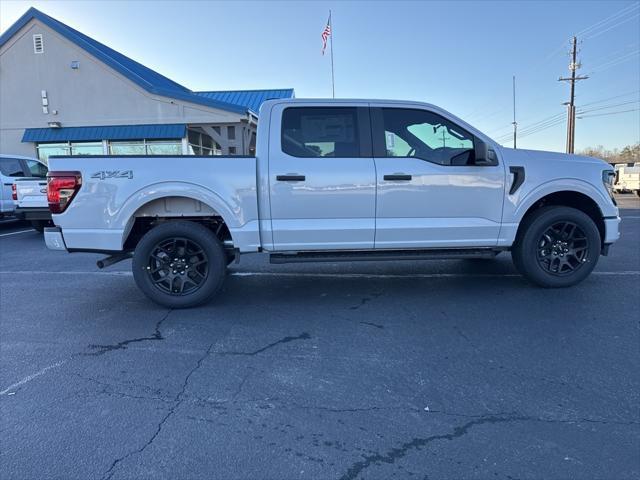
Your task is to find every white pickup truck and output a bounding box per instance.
[45,99,620,307]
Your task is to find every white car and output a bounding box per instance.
[44,99,620,307]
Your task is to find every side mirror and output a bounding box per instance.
[474,139,497,166]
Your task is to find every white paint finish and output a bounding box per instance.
[604,217,622,244]
[13,178,47,208]
[44,99,621,257]
[267,101,376,251]
[43,228,66,249]
[374,157,505,248]
[49,156,260,251]
[270,218,377,250]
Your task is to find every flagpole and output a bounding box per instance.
[329,9,335,98]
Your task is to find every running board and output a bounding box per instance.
[270,248,500,264]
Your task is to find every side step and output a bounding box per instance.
[270,248,500,264]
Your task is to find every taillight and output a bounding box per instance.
[11,184,17,201]
[47,171,82,214]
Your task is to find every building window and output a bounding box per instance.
[37,141,104,162]
[36,143,70,163]
[109,141,146,155]
[71,142,103,156]
[145,140,181,155]
[228,126,236,140]
[188,129,221,155]
[109,139,181,155]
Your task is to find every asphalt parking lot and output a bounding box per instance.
[1,194,639,480]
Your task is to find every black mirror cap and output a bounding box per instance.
[474,138,498,166]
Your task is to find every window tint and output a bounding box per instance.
[25,159,48,177]
[282,107,360,157]
[379,108,475,166]
[0,158,26,177]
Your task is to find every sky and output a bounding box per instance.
[1,0,639,153]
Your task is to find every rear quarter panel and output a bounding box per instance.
[49,156,259,251]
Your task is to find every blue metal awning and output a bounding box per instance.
[22,124,187,143]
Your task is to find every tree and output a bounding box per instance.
[578,143,639,164]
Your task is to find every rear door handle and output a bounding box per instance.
[276,175,305,182]
[383,174,412,181]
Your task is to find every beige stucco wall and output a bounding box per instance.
[0,19,245,156]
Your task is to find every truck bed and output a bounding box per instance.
[48,155,260,252]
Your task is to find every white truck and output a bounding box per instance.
[613,163,640,196]
[45,99,620,307]
[13,166,52,232]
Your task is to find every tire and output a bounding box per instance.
[132,221,226,308]
[512,206,601,288]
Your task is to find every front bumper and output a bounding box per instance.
[603,216,621,245]
[44,227,67,251]
[14,207,52,221]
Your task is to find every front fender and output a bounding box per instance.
[511,178,615,222]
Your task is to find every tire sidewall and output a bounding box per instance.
[514,207,601,288]
[132,221,226,308]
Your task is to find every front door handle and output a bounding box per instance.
[276,174,305,182]
[383,174,412,181]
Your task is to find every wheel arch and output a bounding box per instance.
[514,190,605,246]
[116,182,240,250]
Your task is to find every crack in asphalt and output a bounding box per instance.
[337,411,640,480]
[218,332,311,356]
[359,321,384,329]
[100,341,215,480]
[338,414,532,480]
[84,309,172,356]
[349,292,383,310]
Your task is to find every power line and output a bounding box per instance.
[577,3,640,38]
[589,50,640,73]
[578,90,640,108]
[578,100,640,114]
[577,108,640,119]
[583,12,640,41]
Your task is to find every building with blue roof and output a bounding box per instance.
[0,7,294,159]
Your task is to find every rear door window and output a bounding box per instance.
[0,158,26,177]
[282,107,370,158]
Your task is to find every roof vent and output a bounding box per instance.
[33,34,43,54]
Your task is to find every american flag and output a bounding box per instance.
[321,15,331,55]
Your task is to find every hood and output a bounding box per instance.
[498,147,610,168]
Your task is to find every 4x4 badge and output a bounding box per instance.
[91,170,133,180]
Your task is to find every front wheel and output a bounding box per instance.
[132,221,226,308]
[512,206,601,288]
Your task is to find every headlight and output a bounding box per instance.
[602,169,616,201]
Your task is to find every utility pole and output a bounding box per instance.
[558,36,588,154]
[512,75,517,149]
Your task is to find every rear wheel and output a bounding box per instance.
[132,221,226,308]
[512,206,601,288]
